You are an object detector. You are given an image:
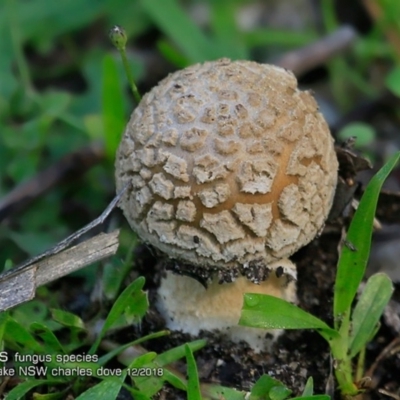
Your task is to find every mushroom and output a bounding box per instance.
[157,259,297,352]
[115,58,338,350]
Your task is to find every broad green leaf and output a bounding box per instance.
[140,0,220,63]
[349,273,393,357]
[240,294,339,341]
[292,397,330,400]
[338,123,375,147]
[185,344,201,400]
[75,373,126,400]
[334,152,400,320]
[102,54,125,160]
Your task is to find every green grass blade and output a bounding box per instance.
[162,368,187,391]
[155,339,207,366]
[333,152,400,320]
[129,352,157,367]
[140,0,219,63]
[98,330,169,366]
[5,379,65,400]
[89,277,148,354]
[301,377,314,397]
[102,54,125,161]
[243,29,317,48]
[239,294,339,340]
[75,374,126,400]
[349,273,393,358]
[125,341,206,397]
[50,309,85,330]
[185,344,202,400]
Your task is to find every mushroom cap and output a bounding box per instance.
[115,58,338,272]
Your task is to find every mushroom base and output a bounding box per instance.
[156,260,297,353]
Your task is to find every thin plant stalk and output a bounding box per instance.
[109,25,141,104]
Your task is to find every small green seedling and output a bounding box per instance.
[240,152,400,397]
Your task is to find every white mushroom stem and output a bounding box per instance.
[156,259,297,353]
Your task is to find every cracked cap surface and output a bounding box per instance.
[115,58,338,272]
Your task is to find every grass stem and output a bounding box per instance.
[109,25,141,104]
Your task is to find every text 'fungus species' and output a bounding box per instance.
[115,58,338,351]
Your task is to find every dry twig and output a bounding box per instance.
[0,185,129,311]
[0,231,119,312]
